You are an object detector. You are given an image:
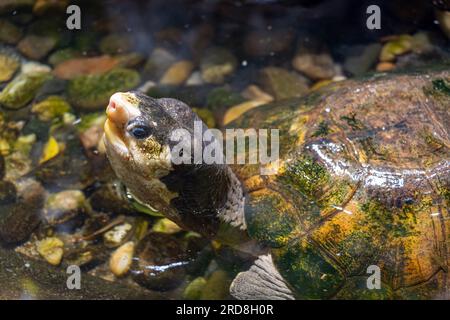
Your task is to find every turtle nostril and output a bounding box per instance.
[106,94,129,126]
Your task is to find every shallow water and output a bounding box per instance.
[0,0,449,299]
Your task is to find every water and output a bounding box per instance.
[0,0,449,299]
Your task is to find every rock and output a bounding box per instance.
[436,10,450,39]
[99,33,134,55]
[192,108,216,128]
[379,35,413,62]
[200,270,231,300]
[44,190,87,226]
[18,35,57,60]
[33,0,68,16]
[223,100,267,125]
[109,241,134,277]
[241,84,274,103]
[48,48,81,66]
[88,182,136,215]
[104,223,133,247]
[159,60,194,85]
[376,62,395,72]
[206,86,245,111]
[116,52,145,69]
[67,68,140,110]
[0,71,52,109]
[53,55,119,80]
[183,277,207,300]
[0,178,45,244]
[151,218,183,234]
[0,181,16,205]
[292,47,336,80]
[343,43,381,76]
[200,47,237,84]
[186,71,203,86]
[21,61,52,74]
[244,29,294,57]
[132,232,188,291]
[0,19,23,44]
[143,47,177,80]
[36,237,64,266]
[259,67,309,100]
[31,96,72,121]
[0,52,20,83]
[0,0,34,14]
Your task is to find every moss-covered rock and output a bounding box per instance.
[31,96,71,121]
[0,71,52,109]
[0,53,20,83]
[67,68,140,110]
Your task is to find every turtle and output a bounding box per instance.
[103,67,450,300]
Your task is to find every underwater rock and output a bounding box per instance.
[183,277,207,300]
[132,232,188,291]
[259,67,309,100]
[436,10,450,39]
[0,71,52,109]
[200,270,231,300]
[192,108,216,128]
[33,0,68,16]
[88,182,136,215]
[0,52,20,83]
[186,71,203,86]
[18,35,57,60]
[47,48,81,66]
[151,218,183,235]
[241,84,274,103]
[143,47,177,80]
[379,35,413,62]
[0,19,23,44]
[200,47,237,84]
[343,43,381,76]
[44,189,87,227]
[53,55,119,79]
[67,68,140,110]
[31,96,72,121]
[116,52,145,69]
[104,223,133,248]
[376,62,395,72]
[0,181,16,205]
[292,46,336,80]
[36,237,64,266]
[99,33,134,55]
[159,60,194,85]
[243,29,294,57]
[0,0,35,14]
[109,241,135,277]
[0,178,45,244]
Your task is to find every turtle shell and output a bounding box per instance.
[229,67,450,299]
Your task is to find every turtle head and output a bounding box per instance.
[103,91,245,239]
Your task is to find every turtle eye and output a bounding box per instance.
[128,125,151,139]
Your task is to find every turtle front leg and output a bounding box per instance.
[230,254,295,300]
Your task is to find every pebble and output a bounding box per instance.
[0,53,20,83]
[53,55,119,80]
[200,47,237,84]
[259,66,309,100]
[292,50,336,80]
[18,35,57,60]
[36,237,64,266]
[0,19,23,44]
[151,218,183,234]
[109,241,135,277]
[103,223,133,247]
[159,60,194,85]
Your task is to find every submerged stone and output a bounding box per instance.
[0,71,52,109]
[67,68,140,110]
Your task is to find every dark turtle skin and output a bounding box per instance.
[103,68,449,300]
[229,68,450,299]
